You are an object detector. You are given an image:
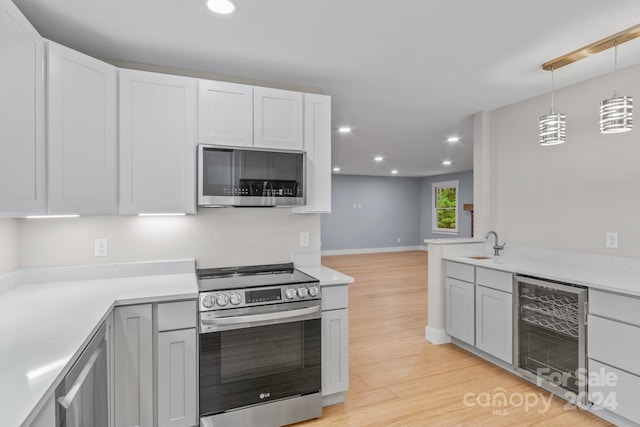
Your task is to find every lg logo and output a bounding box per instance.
[259,392,271,399]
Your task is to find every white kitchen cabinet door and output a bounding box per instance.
[475,285,512,363]
[157,328,197,427]
[445,277,475,345]
[0,0,46,215]
[322,308,349,397]
[293,94,331,213]
[197,80,253,147]
[47,41,117,214]
[119,69,196,214]
[114,304,153,427]
[254,87,303,150]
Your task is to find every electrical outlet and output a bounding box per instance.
[397,237,401,243]
[299,232,309,247]
[606,232,618,249]
[94,239,108,257]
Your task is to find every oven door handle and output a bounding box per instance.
[202,305,320,326]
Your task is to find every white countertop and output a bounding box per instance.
[297,265,354,286]
[0,261,197,427]
[1,260,352,426]
[443,253,640,297]
[425,237,486,245]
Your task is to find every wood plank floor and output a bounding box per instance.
[293,251,611,427]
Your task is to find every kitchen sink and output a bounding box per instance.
[468,256,492,260]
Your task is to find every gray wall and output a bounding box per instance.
[485,62,640,256]
[420,171,474,242]
[321,175,421,251]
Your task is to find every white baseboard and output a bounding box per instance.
[425,326,451,345]
[321,245,424,256]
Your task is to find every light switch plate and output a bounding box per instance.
[95,239,108,257]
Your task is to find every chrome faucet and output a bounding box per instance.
[484,230,506,256]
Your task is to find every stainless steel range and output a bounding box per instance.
[197,263,322,427]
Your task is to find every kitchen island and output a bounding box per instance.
[429,242,640,427]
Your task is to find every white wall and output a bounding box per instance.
[0,218,19,274]
[487,63,640,256]
[18,209,320,268]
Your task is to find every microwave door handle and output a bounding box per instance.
[202,305,319,326]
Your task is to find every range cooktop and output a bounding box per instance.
[197,262,318,292]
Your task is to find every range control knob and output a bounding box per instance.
[308,286,319,297]
[202,295,215,308]
[216,294,229,307]
[229,293,242,305]
[297,287,309,298]
[285,288,298,300]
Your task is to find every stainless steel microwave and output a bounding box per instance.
[198,145,306,207]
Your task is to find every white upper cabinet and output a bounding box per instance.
[0,0,46,215]
[197,80,253,147]
[47,41,117,214]
[119,69,196,214]
[254,87,303,150]
[293,94,331,213]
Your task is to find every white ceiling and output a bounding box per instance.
[14,0,640,177]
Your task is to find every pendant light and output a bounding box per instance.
[599,43,633,134]
[539,69,566,146]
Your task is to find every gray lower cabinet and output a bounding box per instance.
[445,261,513,364]
[114,304,153,427]
[588,290,640,425]
[445,277,475,346]
[321,284,349,405]
[475,285,512,364]
[114,301,197,427]
[157,329,197,427]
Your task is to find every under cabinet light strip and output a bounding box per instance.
[25,215,80,219]
[138,213,186,217]
[542,23,640,70]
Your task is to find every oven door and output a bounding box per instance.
[199,300,321,417]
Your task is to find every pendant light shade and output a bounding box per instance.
[539,69,566,146]
[599,44,633,134]
[539,112,566,145]
[600,94,633,133]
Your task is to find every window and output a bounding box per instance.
[432,180,458,234]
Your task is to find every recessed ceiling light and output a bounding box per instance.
[447,136,460,143]
[374,156,384,162]
[338,127,352,134]
[333,167,341,172]
[207,0,237,14]
[391,170,398,175]
[442,160,452,166]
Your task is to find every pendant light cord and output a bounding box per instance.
[614,42,619,97]
[550,68,555,113]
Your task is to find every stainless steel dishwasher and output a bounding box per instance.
[55,323,108,427]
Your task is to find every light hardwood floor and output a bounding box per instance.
[294,251,611,427]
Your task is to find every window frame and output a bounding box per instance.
[431,180,459,235]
